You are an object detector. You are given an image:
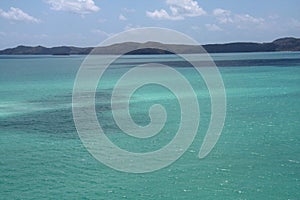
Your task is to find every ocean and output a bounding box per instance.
[0,52,299,199]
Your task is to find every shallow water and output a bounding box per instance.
[0,52,299,199]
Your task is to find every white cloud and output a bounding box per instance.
[235,14,264,24]
[147,0,206,20]
[205,24,222,31]
[167,0,206,17]
[0,7,40,23]
[119,14,127,21]
[268,15,280,20]
[47,0,100,15]
[146,9,183,20]
[124,24,141,31]
[213,8,233,24]
[213,8,264,25]
[123,8,135,13]
[91,29,111,37]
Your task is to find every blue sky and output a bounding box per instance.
[0,0,299,49]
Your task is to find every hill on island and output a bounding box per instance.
[0,37,299,55]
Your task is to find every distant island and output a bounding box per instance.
[0,37,299,55]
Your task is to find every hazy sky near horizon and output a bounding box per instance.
[0,0,299,49]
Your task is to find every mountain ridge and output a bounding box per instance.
[0,37,299,55]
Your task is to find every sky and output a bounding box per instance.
[0,0,300,49]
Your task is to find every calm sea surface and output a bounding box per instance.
[0,52,299,199]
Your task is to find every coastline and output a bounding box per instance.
[0,37,299,55]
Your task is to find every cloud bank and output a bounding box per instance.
[0,7,40,23]
[147,0,206,20]
[47,0,100,15]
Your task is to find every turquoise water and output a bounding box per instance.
[0,52,299,199]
